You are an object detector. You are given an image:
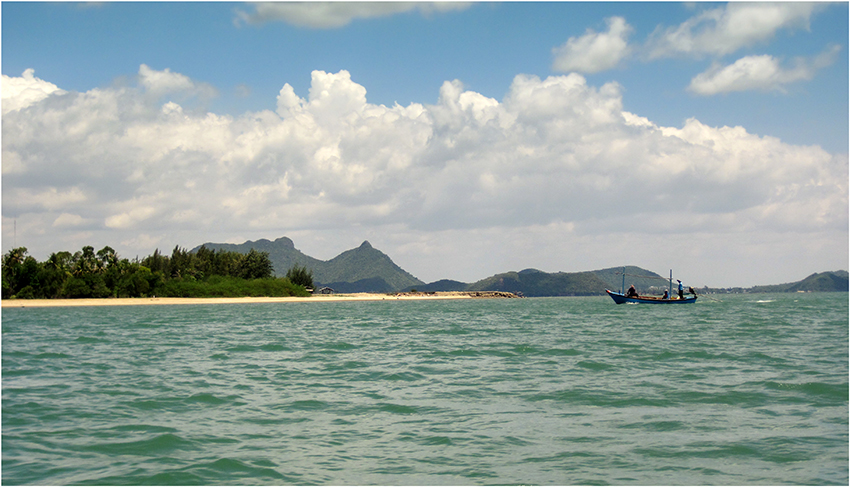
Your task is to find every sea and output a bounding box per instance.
[2,293,847,485]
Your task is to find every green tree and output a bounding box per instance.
[61,276,91,298]
[142,248,169,274]
[168,245,200,280]
[214,250,241,277]
[2,247,40,298]
[60,272,111,298]
[116,264,156,297]
[239,249,274,280]
[194,245,215,279]
[286,265,314,289]
[36,252,73,298]
[97,246,118,269]
[46,251,73,272]
[72,246,100,276]
[1,242,309,299]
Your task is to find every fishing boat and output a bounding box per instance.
[606,267,698,304]
[606,289,697,304]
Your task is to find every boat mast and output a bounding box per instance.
[622,266,625,294]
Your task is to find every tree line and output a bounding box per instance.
[2,245,312,299]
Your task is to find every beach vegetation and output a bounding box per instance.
[1,245,309,300]
[155,275,303,298]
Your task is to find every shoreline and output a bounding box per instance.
[0,291,519,309]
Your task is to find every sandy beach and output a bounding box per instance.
[0,292,495,308]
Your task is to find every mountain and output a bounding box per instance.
[463,266,672,297]
[466,268,612,297]
[192,237,324,276]
[465,267,850,296]
[192,237,423,292]
[316,241,424,292]
[192,237,847,295]
[748,271,849,293]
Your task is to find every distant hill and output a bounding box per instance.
[192,237,846,295]
[466,268,612,297]
[591,266,670,293]
[193,237,324,277]
[428,266,678,297]
[313,241,424,292]
[748,271,849,293]
[192,238,423,292]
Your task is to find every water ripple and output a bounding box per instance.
[3,294,847,485]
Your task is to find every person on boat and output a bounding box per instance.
[661,290,669,299]
[677,280,684,299]
[688,286,697,296]
[626,285,639,298]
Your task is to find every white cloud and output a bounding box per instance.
[688,45,841,95]
[8,186,88,212]
[1,69,66,114]
[52,213,87,228]
[119,234,164,254]
[1,150,26,175]
[139,64,195,94]
[552,16,632,74]
[646,3,819,59]
[1,65,846,286]
[235,2,470,28]
[138,64,218,100]
[105,206,157,229]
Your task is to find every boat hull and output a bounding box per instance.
[606,289,697,304]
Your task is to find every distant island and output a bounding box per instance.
[195,237,848,296]
[3,236,847,300]
[410,268,849,297]
[713,270,850,294]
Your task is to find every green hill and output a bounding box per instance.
[453,266,674,297]
[591,266,670,293]
[749,271,849,293]
[316,241,424,292]
[193,237,323,277]
[191,237,847,296]
[466,268,612,297]
[192,238,423,292]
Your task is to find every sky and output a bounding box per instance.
[2,1,848,288]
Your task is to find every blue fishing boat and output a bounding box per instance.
[606,267,698,304]
[606,289,697,304]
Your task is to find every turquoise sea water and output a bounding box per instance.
[3,293,847,485]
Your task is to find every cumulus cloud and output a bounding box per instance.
[52,213,88,228]
[688,45,842,95]
[645,3,819,59]
[235,2,470,28]
[1,68,66,114]
[2,65,846,285]
[138,64,218,101]
[552,16,633,74]
[139,64,195,93]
